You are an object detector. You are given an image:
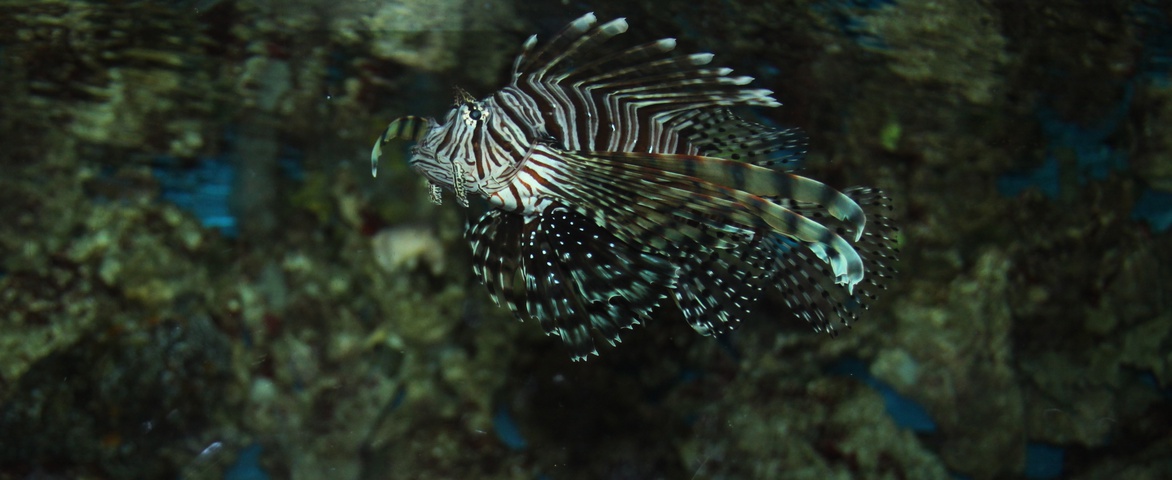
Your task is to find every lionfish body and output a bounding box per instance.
[372,13,898,361]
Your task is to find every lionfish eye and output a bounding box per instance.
[461,102,487,126]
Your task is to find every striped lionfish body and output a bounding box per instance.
[372,13,898,361]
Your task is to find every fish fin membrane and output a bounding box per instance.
[467,206,675,361]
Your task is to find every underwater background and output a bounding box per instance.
[1,0,1170,479]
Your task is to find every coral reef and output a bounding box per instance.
[0,0,219,156]
[1,0,1170,479]
[883,250,1024,478]
[0,134,238,477]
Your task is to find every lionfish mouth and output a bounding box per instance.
[370,115,430,178]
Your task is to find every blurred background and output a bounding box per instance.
[1,0,1170,478]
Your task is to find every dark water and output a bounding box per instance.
[1,0,1170,479]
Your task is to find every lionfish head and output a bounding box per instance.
[371,90,524,207]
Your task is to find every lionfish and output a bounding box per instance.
[371,13,898,361]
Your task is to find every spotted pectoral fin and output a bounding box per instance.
[557,151,866,289]
[467,210,524,317]
[466,205,675,361]
[763,187,899,333]
[672,240,770,337]
[549,150,894,332]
